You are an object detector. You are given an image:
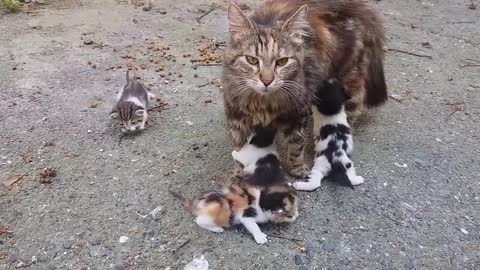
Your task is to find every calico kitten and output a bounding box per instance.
[170,182,298,245]
[110,70,154,132]
[223,1,387,178]
[293,79,364,191]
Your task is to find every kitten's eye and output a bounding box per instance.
[276,58,289,66]
[245,55,259,65]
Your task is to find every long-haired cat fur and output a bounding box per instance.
[293,79,364,191]
[222,0,387,178]
[110,70,155,132]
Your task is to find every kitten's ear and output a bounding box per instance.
[135,108,145,116]
[110,111,119,119]
[228,2,254,40]
[282,5,309,40]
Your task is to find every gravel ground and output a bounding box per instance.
[1,0,479,269]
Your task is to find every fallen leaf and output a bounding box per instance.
[3,175,24,188]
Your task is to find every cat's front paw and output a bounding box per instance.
[253,232,268,245]
[350,175,365,186]
[292,181,320,191]
[289,164,310,178]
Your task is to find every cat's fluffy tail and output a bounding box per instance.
[169,190,193,212]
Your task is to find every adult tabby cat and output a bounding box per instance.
[222,0,387,178]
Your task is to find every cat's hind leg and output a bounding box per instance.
[293,155,330,191]
[342,156,364,186]
[195,215,225,233]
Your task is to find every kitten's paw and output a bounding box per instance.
[254,232,268,245]
[209,226,225,233]
[350,175,365,186]
[289,164,310,178]
[292,181,320,191]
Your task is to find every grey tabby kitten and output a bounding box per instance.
[110,70,154,132]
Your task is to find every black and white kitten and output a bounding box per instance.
[232,127,284,185]
[293,79,364,191]
[110,70,155,132]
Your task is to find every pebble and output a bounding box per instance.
[119,236,129,244]
[460,228,468,235]
[193,145,200,150]
[404,260,415,270]
[293,255,303,265]
[84,40,93,45]
[151,206,163,221]
[63,240,73,249]
[90,239,101,246]
[159,9,167,14]
[322,241,335,251]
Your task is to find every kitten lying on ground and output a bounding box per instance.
[293,79,364,191]
[110,70,155,132]
[170,128,298,245]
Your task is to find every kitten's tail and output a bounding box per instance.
[169,190,193,212]
[330,162,354,189]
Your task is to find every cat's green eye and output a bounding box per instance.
[276,57,289,66]
[245,55,259,65]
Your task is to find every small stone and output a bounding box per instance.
[142,5,151,11]
[404,260,415,270]
[159,9,167,14]
[151,206,163,221]
[194,74,198,78]
[322,241,335,251]
[185,121,193,126]
[421,42,432,49]
[12,66,17,70]
[460,228,469,235]
[193,145,200,150]
[293,255,303,265]
[119,236,129,244]
[63,240,73,249]
[84,40,93,45]
[90,239,101,246]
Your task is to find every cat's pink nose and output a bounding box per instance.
[262,79,273,87]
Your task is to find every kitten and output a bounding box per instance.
[223,1,387,178]
[171,128,298,245]
[293,79,364,191]
[169,182,298,245]
[231,127,282,184]
[110,70,154,132]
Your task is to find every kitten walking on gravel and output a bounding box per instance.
[293,79,364,191]
[110,70,155,133]
[170,128,298,245]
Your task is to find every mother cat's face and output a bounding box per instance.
[224,4,308,96]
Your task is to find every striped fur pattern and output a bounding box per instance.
[223,0,387,177]
[110,70,155,132]
[293,79,364,191]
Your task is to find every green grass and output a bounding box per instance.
[2,0,18,11]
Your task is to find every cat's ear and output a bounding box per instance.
[281,5,309,40]
[228,2,254,40]
[135,108,145,116]
[110,111,119,119]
